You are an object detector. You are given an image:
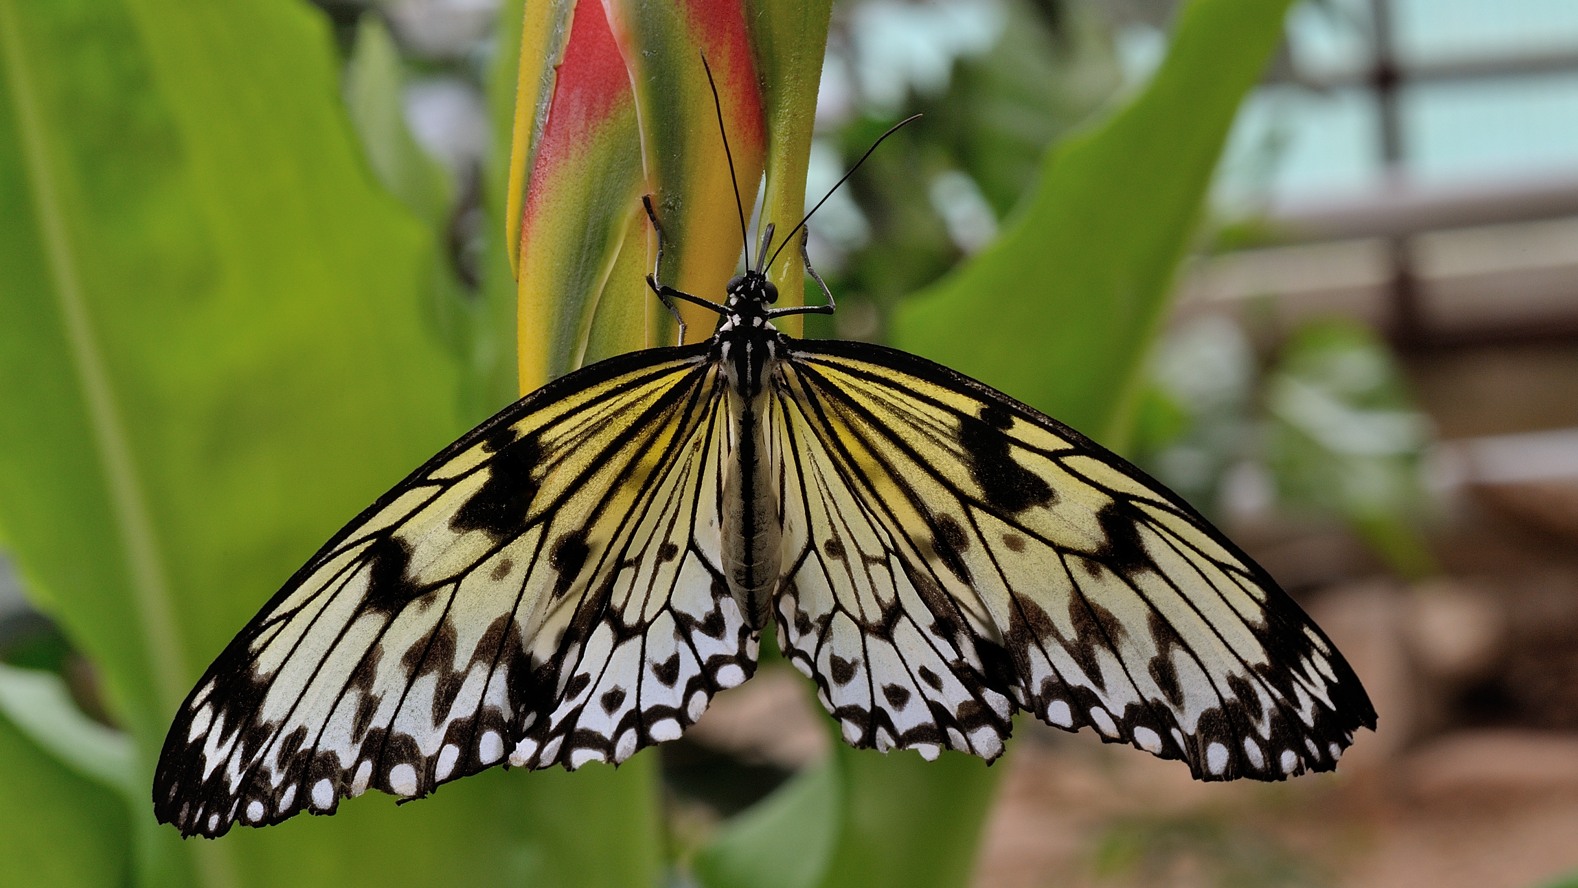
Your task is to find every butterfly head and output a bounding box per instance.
[726,270,778,308]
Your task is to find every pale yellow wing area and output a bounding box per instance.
[156,344,755,837]
[772,340,1375,780]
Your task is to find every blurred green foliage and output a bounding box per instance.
[1133,316,1437,577]
[1090,810,1328,888]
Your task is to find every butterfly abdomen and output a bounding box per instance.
[721,371,781,628]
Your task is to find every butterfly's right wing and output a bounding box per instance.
[768,340,1374,779]
[155,344,756,837]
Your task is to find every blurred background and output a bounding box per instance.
[4,0,1578,886]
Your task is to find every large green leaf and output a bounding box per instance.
[893,0,1295,441]
[0,1,653,886]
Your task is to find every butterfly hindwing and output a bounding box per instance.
[769,359,1017,759]
[508,361,757,770]
[774,339,1376,779]
[154,344,759,837]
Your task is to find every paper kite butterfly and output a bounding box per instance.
[154,88,1375,840]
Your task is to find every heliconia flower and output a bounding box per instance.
[508,0,826,392]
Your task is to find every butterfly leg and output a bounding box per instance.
[643,195,726,344]
[766,228,836,319]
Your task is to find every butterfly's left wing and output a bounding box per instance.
[155,345,757,837]
[769,339,1375,780]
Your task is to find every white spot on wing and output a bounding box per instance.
[279,784,296,813]
[188,705,214,742]
[353,760,373,796]
[1207,742,1229,776]
[479,730,504,764]
[510,738,539,767]
[615,729,638,762]
[1046,699,1073,727]
[968,725,1003,757]
[1244,737,1265,769]
[436,743,459,781]
[1280,749,1298,773]
[311,779,333,810]
[841,720,863,744]
[1132,726,1162,754]
[246,800,264,823]
[715,663,746,688]
[389,763,417,797]
[1089,706,1118,737]
[569,747,605,769]
[649,719,682,742]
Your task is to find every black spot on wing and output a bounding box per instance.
[698,609,727,639]
[1149,650,1185,707]
[960,404,1054,513]
[1226,674,1263,722]
[549,531,590,599]
[450,436,540,536]
[1145,610,1188,706]
[600,687,627,714]
[1095,502,1150,577]
[829,655,859,686]
[563,672,591,700]
[931,513,972,582]
[363,536,417,614]
[480,423,520,454]
[652,653,681,687]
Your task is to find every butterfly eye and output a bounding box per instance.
[727,274,746,292]
[763,281,779,304]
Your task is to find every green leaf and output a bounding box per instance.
[892,0,1296,442]
[0,695,132,888]
[694,760,841,888]
[0,1,651,886]
[810,751,999,888]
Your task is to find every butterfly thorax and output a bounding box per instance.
[711,270,786,401]
[712,270,786,625]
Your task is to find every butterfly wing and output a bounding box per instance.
[770,339,1376,779]
[155,344,757,837]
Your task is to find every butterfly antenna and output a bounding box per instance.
[701,55,753,271]
[765,113,922,273]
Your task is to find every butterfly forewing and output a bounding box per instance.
[775,340,1375,780]
[154,345,760,837]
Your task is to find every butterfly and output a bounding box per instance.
[154,103,1375,840]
